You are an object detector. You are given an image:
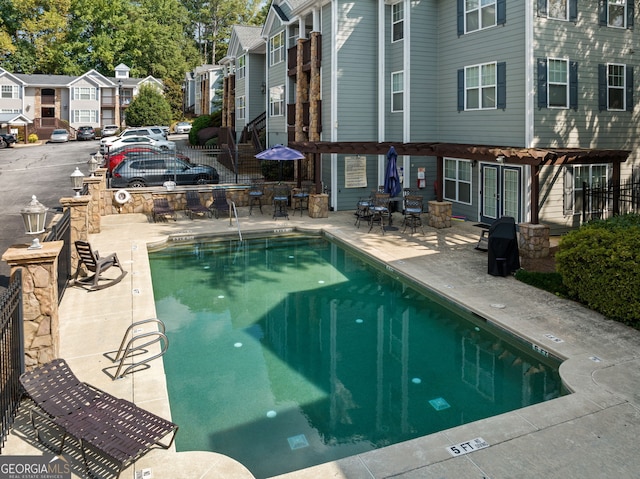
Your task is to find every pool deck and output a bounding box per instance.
[4,206,640,479]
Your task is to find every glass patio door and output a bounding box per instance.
[480,164,521,224]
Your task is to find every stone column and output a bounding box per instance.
[308,194,329,218]
[428,201,452,229]
[518,223,551,266]
[84,176,102,234]
[2,241,63,368]
[60,195,90,277]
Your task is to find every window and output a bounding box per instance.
[600,0,633,28]
[237,55,245,80]
[392,2,404,42]
[270,31,285,66]
[444,158,472,204]
[73,87,96,101]
[72,110,98,123]
[236,96,246,120]
[465,0,496,33]
[548,0,567,19]
[537,0,577,21]
[0,109,20,113]
[1,85,18,99]
[391,71,404,112]
[458,62,505,111]
[269,85,284,117]
[598,63,633,112]
[548,59,568,107]
[537,58,578,109]
[608,64,625,110]
[465,63,496,110]
[566,165,609,215]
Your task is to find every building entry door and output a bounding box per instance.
[479,164,521,224]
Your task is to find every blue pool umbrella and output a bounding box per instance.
[255,144,305,161]
[384,146,401,197]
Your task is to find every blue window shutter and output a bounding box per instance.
[537,0,547,16]
[627,0,634,29]
[598,64,607,111]
[537,59,547,109]
[599,0,607,26]
[457,0,464,35]
[497,62,506,109]
[569,0,578,22]
[497,0,506,25]
[569,61,578,110]
[626,66,634,112]
[458,69,464,111]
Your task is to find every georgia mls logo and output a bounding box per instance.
[0,454,71,479]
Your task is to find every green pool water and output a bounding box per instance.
[150,234,563,479]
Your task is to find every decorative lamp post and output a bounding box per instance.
[70,167,85,196]
[20,195,48,249]
[87,155,99,176]
[118,79,124,128]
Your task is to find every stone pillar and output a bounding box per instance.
[84,176,102,234]
[2,241,63,368]
[60,195,90,277]
[518,223,551,260]
[308,194,329,218]
[428,201,452,229]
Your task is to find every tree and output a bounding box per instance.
[125,84,172,127]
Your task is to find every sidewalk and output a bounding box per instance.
[4,208,640,479]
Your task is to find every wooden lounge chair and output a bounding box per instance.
[185,191,212,219]
[73,241,127,291]
[152,197,177,222]
[20,359,178,478]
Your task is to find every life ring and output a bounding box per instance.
[114,189,131,205]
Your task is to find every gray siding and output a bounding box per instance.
[265,17,288,145]
[248,54,266,124]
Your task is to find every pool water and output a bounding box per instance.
[150,235,563,479]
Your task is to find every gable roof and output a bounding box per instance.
[0,68,26,86]
[229,25,266,55]
[70,69,114,88]
[262,2,291,37]
[0,113,32,125]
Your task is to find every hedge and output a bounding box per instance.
[556,214,640,327]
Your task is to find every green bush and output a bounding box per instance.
[556,214,640,327]
[189,115,214,145]
[514,270,568,297]
[28,133,39,143]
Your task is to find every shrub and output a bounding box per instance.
[556,214,640,327]
[28,133,39,143]
[189,115,214,145]
[514,270,568,297]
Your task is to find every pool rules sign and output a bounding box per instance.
[446,437,490,457]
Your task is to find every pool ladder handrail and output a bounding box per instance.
[228,199,243,242]
[104,318,169,380]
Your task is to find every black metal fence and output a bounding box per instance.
[45,207,71,301]
[582,175,640,222]
[0,269,23,453]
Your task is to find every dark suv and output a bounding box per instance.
[0,133,16,148]
[77,126,96,141]
[111,157,219,188]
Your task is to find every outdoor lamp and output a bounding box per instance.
[20,195,48,249]
[87,155,99,176]
[70,167,85,196]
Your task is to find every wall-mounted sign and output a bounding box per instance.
[345,156,367,188]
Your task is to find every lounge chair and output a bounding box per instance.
[20,359,178,478]
[185,191,212,219]
[73,241,127,291]
[152,197,177,222]
[211,188,230,219]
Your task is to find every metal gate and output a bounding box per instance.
[45,208,71,301]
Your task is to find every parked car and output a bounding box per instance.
[101,125,119,137]
[174,122,192,134]
[100,135,175,154]
[99,126,167,152]
[49,129,70,143]
[104,146,191,173]
[111,157,219,188]
[76,126,96,141]
[0,133,16,148]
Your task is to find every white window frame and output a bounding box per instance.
[72,110,98,123]
[237,55,246,80]
[269,85,284,117]
[464,62,497,110]
[443,158,472,205]
[547,58,569,109]
[74,87,96,101]
[465,0,497,33]
[572,164,609,214]
[392,2,404,42]
[0,108,20,113]
[548,0,568,20]
[607,63,626,111]
[1,85,18,99]
[236,95,246,120]
[391,71,404,112]
[608,0,627,28]
[270,31,285,66]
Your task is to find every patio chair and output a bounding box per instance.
[272,185,290,220]
[73,241,127,291]
[248,179,264,215]
[368,193,390,234]
[402,195,425,234]
[152,197,177,222]
[20,359,178,479]
[211,188,230,219]
[354,197,372,228]
[185,191,212,219]
[292,181,313,216]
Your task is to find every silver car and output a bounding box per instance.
[49,129,69,143]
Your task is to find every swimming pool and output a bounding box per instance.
[150,234,563,479]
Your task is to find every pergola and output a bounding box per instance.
[289,141,631,224]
